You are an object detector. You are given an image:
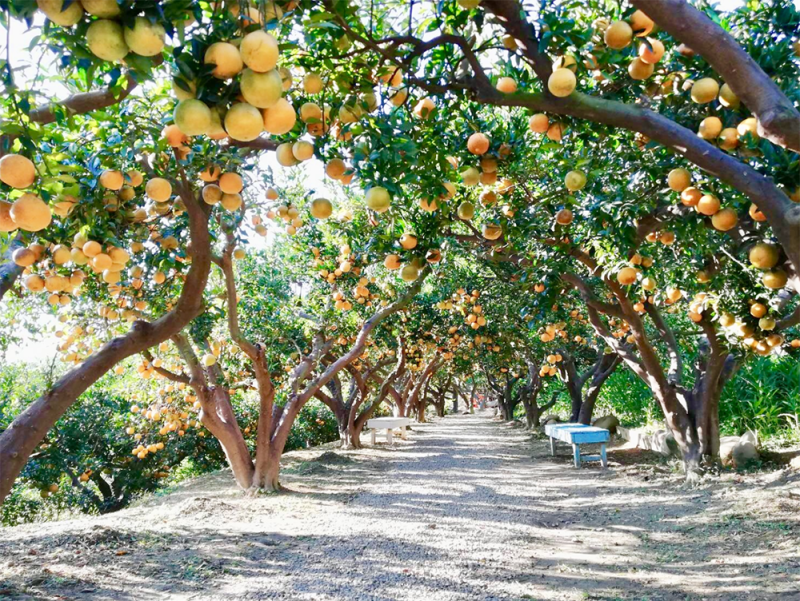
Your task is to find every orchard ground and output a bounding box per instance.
[1,411,799,601]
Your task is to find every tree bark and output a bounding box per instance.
[688,329,740,459]
[519,360,555,429]
[406,357,441,423]
[577,354,621,425]
[557,352,584,423]
[198,387,254,490]
[255,444,282,492]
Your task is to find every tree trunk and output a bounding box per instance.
[558,353,584,423]
[501,377,520,422]
[689,352,738,460]
[521,395,539,429]
[496,395,508,420]
[253,399,304,493]
[416,401,427,423]
[337,420,352,448]
[198,387,255,490]
[655,386,703,478]
[329,403,352,449]
[577,354,620,425]
[254,444,282,492]
[350,419,366,449]
[391,388,407,417]
[568,395,582,423]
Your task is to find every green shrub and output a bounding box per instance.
[284,399,340,451]
[720,356,800,444]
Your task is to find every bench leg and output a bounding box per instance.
[387,429,394,445]
[572,443,581,468]
[600,443,608,468]
[371,429,376,445]
[550,436,556,456]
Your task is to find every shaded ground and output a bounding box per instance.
[2,411,799,600]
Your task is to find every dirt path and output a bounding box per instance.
[2,412,800,600]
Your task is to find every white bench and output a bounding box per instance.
[367,417,413,445]
[545,423,610,468]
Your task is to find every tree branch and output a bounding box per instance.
[630,0,800,152]
[142,350,190,385]
[28,74,139,126]
[644,302,683,385]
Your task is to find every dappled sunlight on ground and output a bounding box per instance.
[1,411,799,600]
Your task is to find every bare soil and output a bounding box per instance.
[1,411,799,600]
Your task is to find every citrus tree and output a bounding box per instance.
[3,0,800,501]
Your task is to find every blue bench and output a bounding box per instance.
[545,423,610,468]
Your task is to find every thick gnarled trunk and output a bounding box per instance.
[198,386,255,490]
[558,350,620,425]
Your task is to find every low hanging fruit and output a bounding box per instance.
[240,69,283,109]
[146,178,172,202]
[174,99,212,136]
[10,193,51,231]
[617,266,639,285]
[548,68,576,97]
[749,243,779,270]
[605,21,633,49]
[400,264,419,282]
[697,117,722,140]
[263,98,297,135]
[628,58,654,81]
[496,77,517,94]
[555,208,573,225]
[467,132,490,155]
[365,187,391,213]
[384,254,401,270]
[399,233,418,250]
[638,38,665,64]
[205,42,243,79]
[123,17,165,57]
[219,172,243,194]
[564,170,587,191]
[529,113,549,133]
[310,198,333,219]
[224,102,263,141]
[667,168,691,192]
[240,30,279,72]
[711,208,738,231]
[482,223,502,240]
[86,20,129,62]
[0,154,36,189]
[413,97,435,118]
[629,10,654,36]
[690,78,719,104]
[696,193,720,216]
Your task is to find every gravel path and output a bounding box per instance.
[2,411,799,600]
